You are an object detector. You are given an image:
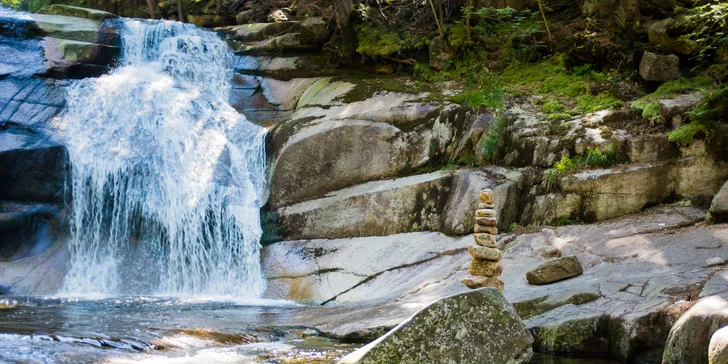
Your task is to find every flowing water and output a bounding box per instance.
[58,19,266,297]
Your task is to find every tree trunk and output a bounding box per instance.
[146,0,158,19]
[133,0,139,18]
[178,0,184,22]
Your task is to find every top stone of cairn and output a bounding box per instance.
[479,189,494,204]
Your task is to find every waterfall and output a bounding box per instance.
[58,19,267,298]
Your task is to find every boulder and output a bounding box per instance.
[299,17,330,45]
[663,296,728,364]
[38,5,116,21]
[274,171,454,240]
[526,256,583,285]
[235,10,254,25]
[429,36,450,70]
[439,170,494,235]
[186,14,232,28]
[710,181,728,221]
[639,52,679,82]
[30,13,116,45]
[43,37,119,77]
[223,22,297,42]
[711,326,728,364]
[0,146,70,203]
[338,289,533,364]
[648,18,698,55]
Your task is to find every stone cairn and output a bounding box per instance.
[462,188,504,292]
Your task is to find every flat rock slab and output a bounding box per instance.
[526,256,583,285]
[338,289,533,364]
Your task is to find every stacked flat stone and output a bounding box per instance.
[462,189,504,292]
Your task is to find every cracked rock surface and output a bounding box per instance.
[263,205,728,361]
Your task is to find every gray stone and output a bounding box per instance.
[38,5,116,21]
[338,289,533,364]
[299,17,330,45]
[648,18,698,55]
[222,22,297,42]
[663,296,728,364]
[468,244,502,261]
[706,257,727,268]
[639,52,679,82]
[710,326,728,364]
[711,181,728,221]
[275,171,453,240]
[235,10,254,25]
[439,170,493,235]
[526,256,583,285]
[429,36,450,70]
[267,9,291,22]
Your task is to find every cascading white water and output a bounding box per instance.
[58,19,267,298]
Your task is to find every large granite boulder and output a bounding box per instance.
[648,18,698,55]
[338,289,533,364]
[38,5,116,21]
[710,181,728,221]
[663,296,728,364]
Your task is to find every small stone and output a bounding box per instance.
[462,276,504,292]
[476,216,498,227]
[475,208,497,217]
[474,233,498,248]
[475,225,498,235]
[469,259,503,277]
[479,189,494,204]
[267,8,291,22]
[468,244,502,261]
[639,51,680,82]
[526,256,583,285]
[705,257,727,267]
[478,203,495,209]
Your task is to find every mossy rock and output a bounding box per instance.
[39,5,116,21]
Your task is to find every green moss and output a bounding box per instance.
[631,100,661,121]
[647,76,715,99]
[553,215,577,226]
[552,145,621,175]
[576,92,623,113]
[668,86,728,146]
[542,99,565,113]
[548,113,570,121]
[482,115,509,164]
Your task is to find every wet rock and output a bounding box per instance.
[529,308,609,354]
[247,33,312,53]
[38,5,116,21]
[639,52,679,82]
[710,181,728,222]
[0,201,63,261]
[663,296,728,364]
[299,17,329,45]
[0,145,70,203]
[526,256,583,285]
[338,289,533,364]
[30,13,110,44]
[648,18,698,55]
[428,36,450,70]
[710,326,728,364]
[43,37,119,77]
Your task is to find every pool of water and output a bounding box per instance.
[0,296,623,363]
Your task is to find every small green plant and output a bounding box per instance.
[482,115,509,164]
[631,100,661,121]
[668,86,728,146]
[553,215,577,226]
[675,2,728,67]
[552,144,620,174]
[548,113,570,121]
[542,99,565,113]
[576,92,623,113]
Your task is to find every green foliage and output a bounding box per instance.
[548,113,570,121]
[668,86,728,146]
[451,75,504,109]
[482,115,508,164]
[553,145,620,175]
[647,77,715,99]
[355,23,429,58]
[0,0,22,8]
[542,99,565,113]
[553,215,577,227]
[576,92,623,113]
[631,100,661,121]
[675,2,728,67]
